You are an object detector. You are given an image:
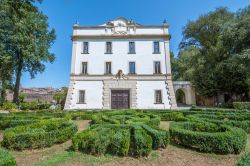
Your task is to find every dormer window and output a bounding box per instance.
[153,41,160,54]
[105,42,112,54]
[82,42,89,54]
[128,42,136,54]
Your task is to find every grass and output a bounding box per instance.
[151,151,159,160]
[35,151,116,166]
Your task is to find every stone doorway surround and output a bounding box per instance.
[103,80,137,109]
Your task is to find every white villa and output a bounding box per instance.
[64,17,177,110]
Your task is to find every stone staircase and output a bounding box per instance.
[166,75,177,109]
[64,79,76,110]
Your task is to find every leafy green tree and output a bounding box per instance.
[0,0,56,104]
[53,88,68,109]
[18,93,26,103]
[179,7,250,100]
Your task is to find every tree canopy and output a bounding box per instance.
[173,6,250,101]
[0,0,56,104]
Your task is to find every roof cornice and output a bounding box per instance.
[71,34,171,40]
[73,25,169,29]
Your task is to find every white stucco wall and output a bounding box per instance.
[70,81,103,109]
[73,38,167,75]
[137,81,170,109]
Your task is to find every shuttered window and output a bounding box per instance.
[129,42,135,54]
[106,42,112,54]
[153,41,160,53]
[129,62,136,74]
[155,90,162,104]
[105,62,112,74]
[82,42,89,54]
[79,90,85,103]
[154,61,161,74]
[82,62,88,74]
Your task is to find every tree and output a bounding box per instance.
[53,88,68,109]
[0,0,56,104]
[179,7,250,100]
[170,47,199,81]
[0,1,14,105]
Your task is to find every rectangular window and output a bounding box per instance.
[153,41,160,53]
[105,62,112,74]
[82,42,89,54]
[154,61,161,74]
[82,62,88,74]
[128,42,135,54]
[129,62,136,74]
[79,90,85,103]
[106,42,112,54]
[155,90,162,104]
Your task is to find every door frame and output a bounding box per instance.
[110,89,131,109]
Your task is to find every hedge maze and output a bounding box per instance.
[2,119,77,150]
[170,121,247,154]
[73,112,169,157]
[0,107,250,164]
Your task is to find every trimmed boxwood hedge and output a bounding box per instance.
[0,147,17,166]
[235,153,250,166]
[170,121,247,154]
[0,115,52,130]
[233,102,250,110]
[187,114,250,133]
[73,112,169,157]
[91,111,160,127]
[2,119,77,150]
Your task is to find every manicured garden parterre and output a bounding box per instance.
[0,104,250,166]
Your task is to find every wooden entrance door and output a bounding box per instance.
[111,90,130,109]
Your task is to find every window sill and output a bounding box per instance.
[153,52,161,54]
[154,103,164,104]
[153,73,162,75]
[128,52,136,54]
[104,73,113,75]
[77,102,86,104]
[81,52,89,54]
[128,73,137,76]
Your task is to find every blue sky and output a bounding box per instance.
[21,0,250,88]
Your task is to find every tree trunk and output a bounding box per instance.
[0,80,5,106]
[13,52,23,104]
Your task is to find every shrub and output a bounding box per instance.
[142,124,169,149]
[0,147,17,166]
[187,114,250,133]
[236,152,250,166]
[129,126,152,157]
[72,127,114,155]
[1,103,17,110]
[2,119,77,150]
[74,112,169,157]
[233,102,250,110]
[0,115,54,130]
[91,112,160,127]
[108,128,131,156]
[170,121,247,154]
[160,112,187,121]
[20,102,52,110]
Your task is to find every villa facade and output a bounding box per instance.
[64,17,177,110]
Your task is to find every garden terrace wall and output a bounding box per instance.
[170,121,247,154]
[2,119,77,150]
